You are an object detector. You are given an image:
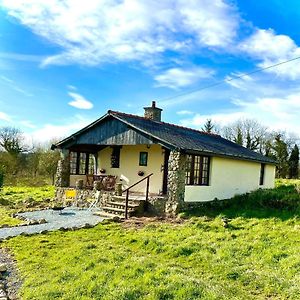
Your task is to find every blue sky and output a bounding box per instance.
[0,0,300,143]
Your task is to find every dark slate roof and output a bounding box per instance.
[110,111,276,164]
[55,110,276,164]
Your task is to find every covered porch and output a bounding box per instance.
[59,143,169,196]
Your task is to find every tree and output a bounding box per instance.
[0,126,28,156]
[202,119,215,133]
[38,149,60,184]
[273,134,289,178]
[288,144,299,178]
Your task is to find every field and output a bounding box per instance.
[0,186,55,226]
[0,181,300,299]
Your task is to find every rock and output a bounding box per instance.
[38,218,47,224]
[0,263,7,273]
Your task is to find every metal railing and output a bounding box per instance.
[122,173,153,219]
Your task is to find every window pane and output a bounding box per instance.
[139,152,148,166]
[88,154,95,174]
[79,153,86,174]
[70,152,77,174]
[111,147,120,168]
[185,155,192,184]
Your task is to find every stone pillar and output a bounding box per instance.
[165,150,186,216]
[55,149,70,187]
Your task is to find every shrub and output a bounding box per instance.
[0,168,4,191]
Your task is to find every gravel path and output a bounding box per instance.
[0,208,103,240]
[0,248,22,300]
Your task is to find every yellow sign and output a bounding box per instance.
[65,189,76,199]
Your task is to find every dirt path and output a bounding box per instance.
[0,248,22,300]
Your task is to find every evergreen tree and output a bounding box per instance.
[234,127,243,146]
[202,119,214,133]
[273,134,289,178]
[288,144,299,178]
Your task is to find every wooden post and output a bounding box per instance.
[146,176,150,202]
[125,189,129,219]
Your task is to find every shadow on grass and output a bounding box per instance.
[183,184,300,221]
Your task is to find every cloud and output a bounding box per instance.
[68,92,93,109]
[0,0,239,66]
[154,67,215,89]
[225,72,253,91]
[176,110,194,115]
[26,114,94,144]
[0,75,33,96]
[240,29,300,79]
[179,90,300,134]
[0,52,43,63]
[0,111,11,122]
[67,85,77,91]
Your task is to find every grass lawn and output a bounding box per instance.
[1,180,300,299]
[0,186,55,226]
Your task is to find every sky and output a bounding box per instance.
[0,0,300,144]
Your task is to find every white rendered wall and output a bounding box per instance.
[185,157,276,202]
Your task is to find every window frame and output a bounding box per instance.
[69,151,95,175]
[139,152,148,166]
[185,154,210,186]
[111,146,121,168]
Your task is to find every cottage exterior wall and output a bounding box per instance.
[185,157,276,202]
[97,144,164,194]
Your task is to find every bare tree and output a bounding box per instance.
[0,127,29,156]
[221,119,268,150]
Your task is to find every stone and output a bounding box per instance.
[0,264,7,273]
[55,149,70,187]
[38,218,47,224]
[165,150,186,217]
[76,179,84,190]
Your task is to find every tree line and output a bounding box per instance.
[0,126,60,187]
[202,118,299,179]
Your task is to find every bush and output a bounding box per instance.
[0,168,4,191]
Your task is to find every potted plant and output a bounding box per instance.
[138,170,145,176]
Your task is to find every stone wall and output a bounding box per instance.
[165,150,186,216]
[55,149,70,187]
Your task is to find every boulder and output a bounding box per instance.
[0,263,7,273]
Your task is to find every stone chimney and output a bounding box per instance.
[144,101,162,122]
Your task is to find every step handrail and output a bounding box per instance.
[122,173,153,219]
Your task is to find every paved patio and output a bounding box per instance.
[0,208,103,240]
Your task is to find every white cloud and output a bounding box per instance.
[240,29,300,79]
[225,72,253,91]
[176,110,194,115]
[179,90,300,134]
[0,52,43,62]
[68,92,93,109]
[154,67,215,89]
[0,0,239,66]
[27,114,94,143]
[0,111,11,122]
[0,75,33,96]
[67,85,77,91]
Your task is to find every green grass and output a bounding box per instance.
[0,186,55,226]
[1,180,300,299]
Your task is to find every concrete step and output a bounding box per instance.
[94,211,125,219]
[106,201,139,209]
[112,195,146,203]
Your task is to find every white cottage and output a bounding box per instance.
[52,102,276,216]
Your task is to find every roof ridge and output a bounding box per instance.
[108,110,220,137]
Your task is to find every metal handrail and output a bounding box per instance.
[122,173,153,219]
